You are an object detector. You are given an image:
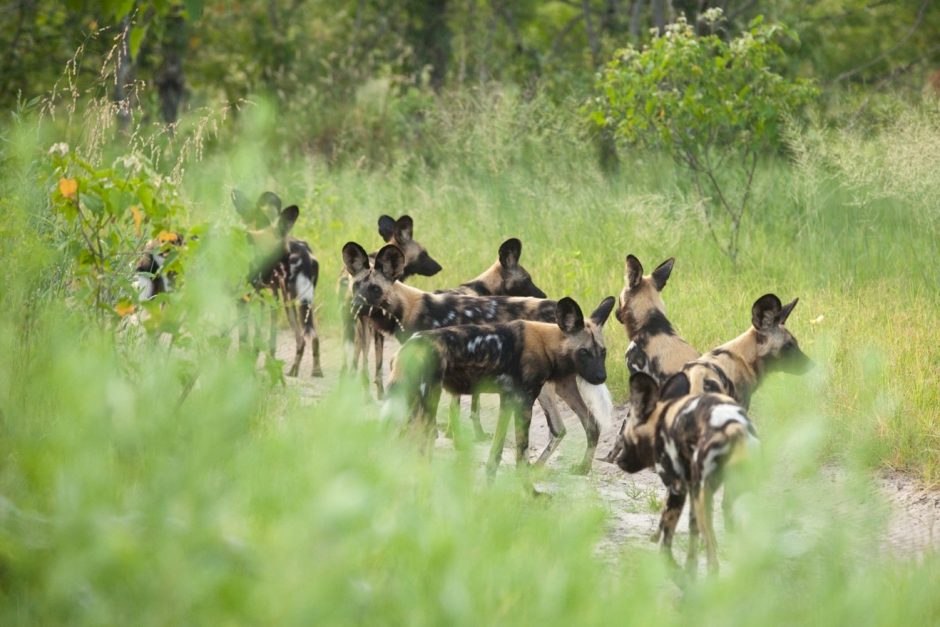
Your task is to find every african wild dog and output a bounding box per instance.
[383,295,615,478]
[605,254,700,462]
[617,371,758,574]
[233,190,322,377]
[614,292,810,567]
[342,242,611,473]
[134,231,185,300]
[680,293,811,406]
[438,238,547,440]
[338,214,442,391]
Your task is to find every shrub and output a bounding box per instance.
[592,10,816,263]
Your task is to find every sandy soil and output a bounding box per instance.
[278,329,940,559]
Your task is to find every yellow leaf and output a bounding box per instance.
[158,230,180,243]
[59,178,78,198]
[115,303,136,317]
[130,205,143,236]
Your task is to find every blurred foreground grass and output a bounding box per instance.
[1,95,939,623]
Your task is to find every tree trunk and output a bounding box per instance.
[156,9,186,127]
[652,0,667,34]
[629,0,645,40]
[582,0,601,66]
[410,0,451,91]
[114,16,134,131]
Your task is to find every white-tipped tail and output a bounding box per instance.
[576,376,613,430]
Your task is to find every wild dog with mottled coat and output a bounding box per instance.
[605,254,700,462]
[384,296,615,478]
[618,371,758,574]
[233,190,322,377]
[338,215,443,391]
[438,238,547,439]
[343,242,612,473]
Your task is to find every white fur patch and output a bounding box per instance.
[296,273,315,304]
[135,275,155,300]
[709,403,749,429]
[575,376,613,430]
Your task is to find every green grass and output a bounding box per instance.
[1,96,940,623]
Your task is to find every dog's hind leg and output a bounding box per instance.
[302,301,323,377]
[486,396,514,479]
[268,294,279,358]
[655,490,686,570]
[533,383,566,467]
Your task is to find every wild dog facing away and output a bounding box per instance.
[342,242,613,473]
[605,254,700,462]
[436,238,548,440]
[383,295,616,480]
[233,190,322,377]
[617,371,759,575]
[338,214,442,393]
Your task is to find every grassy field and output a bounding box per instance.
[1,95,939,623]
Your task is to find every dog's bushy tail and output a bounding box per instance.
[576,376,614,430]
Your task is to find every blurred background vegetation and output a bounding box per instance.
[2,1,940,623]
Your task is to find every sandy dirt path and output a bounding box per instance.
[278,328,940,558]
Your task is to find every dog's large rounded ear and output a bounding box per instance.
[590,296,616,327]
[258,191,282,211]
[342,242,370,275]
[625,254,644,289]
[556,297,585,335]
[232,188,258,224]
[378,215,396,242]
[659,372,690,401]
[651,257,675,291]
[629,372,660,423]
[232,188,251,212]
[375,244,406,281]
[778,297,799,325]
[752,293,783,330]
[277,205,300,236]
[394,215,414,243]
[498,238,522,268]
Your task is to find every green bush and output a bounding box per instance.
[592,11,816,263]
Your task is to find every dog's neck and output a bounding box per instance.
[711,328,763,402]
[460,262,501,296]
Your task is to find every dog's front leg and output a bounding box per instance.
[554,375,599,475]
[373,329,385,398]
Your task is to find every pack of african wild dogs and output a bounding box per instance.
[137,191,811,575]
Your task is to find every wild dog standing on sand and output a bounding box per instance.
[233,190,322,377]
[605,254,700,462]
[338,215,442,392]
[384,295,616,478]
[614,292,810,566]
[437,238,547,439]
[135,231,185,300]
[618,371,758,574]
[343,242,612,473]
